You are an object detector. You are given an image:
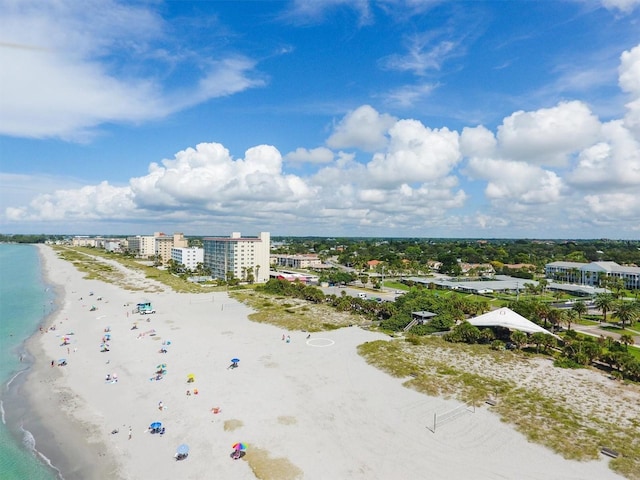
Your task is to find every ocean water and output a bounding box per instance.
[0,244,58,480]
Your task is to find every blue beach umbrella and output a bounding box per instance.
[231,358,240,363]
[177,444,189,455]
[150,422,162,430]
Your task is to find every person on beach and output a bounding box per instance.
[286,335,291,343]
[128,427,132,440]
[51,360,54,367]
[158,401,164,411]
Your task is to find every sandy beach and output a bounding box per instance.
[18,245,628,480]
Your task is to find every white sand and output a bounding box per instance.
[27,245,624,480]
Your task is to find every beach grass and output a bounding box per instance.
[230,290,367,332]
[358,336,640,479]
[54,246,224,293]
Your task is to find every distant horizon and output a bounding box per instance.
[1,1,639,238]
[2,233,638,243]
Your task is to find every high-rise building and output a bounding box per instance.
[126,235,156,258]
[203,232,270,283]
[155,232,188,263]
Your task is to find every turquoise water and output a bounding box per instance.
[0,244,58,480]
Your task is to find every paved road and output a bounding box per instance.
[571,322,640,346]
[319,285,401,302]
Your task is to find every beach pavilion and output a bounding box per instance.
[467,307,559,338]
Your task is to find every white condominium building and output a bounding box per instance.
[171,247,204,271]
[545,261,640,290]
[271,254,322,269]
[203,232,270,283]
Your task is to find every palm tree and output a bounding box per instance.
[563,309,578,331]
[537,278,548,295]
[619,333,635,351]
[510,330,528,349]
[540,334,556,353]
[479,328,495,344]
[530,332,547,353]
[534,302,551,328]
[547,308,563,331]
[613,301,638,329]
[571,300,587,322]
[594,293,615,323]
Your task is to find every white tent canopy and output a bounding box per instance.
[468,307,558,337]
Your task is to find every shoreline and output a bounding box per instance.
[17,245,629,480]
[15,246,119,479]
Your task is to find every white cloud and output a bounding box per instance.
[466,158,564,207]
[130,143,315,209]
[367,119,461,187]
[583,192,640,220]
[619,44,640,135]
[601,0,640,13]
[287,0,373,25]
[0,0,263,140]
[460,125,497,158]
[284,147,335,164]
[496,101,601,166]
[567,120,640,189]
[383,82,439,108]
[326,105,396,151]
[381,35,457,75]
[6,181,135,221]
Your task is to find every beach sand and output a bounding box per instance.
[19,245,625,480]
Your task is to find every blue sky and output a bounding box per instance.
[1,0,639,238]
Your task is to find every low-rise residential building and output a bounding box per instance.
[72,236,99,247]
[203,232,270,283]
[271,254,322,269]
[545,261,640,290]
[171,246,204,271]
[271,271,319,284]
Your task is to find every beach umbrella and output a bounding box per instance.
[232,442,247,451]
[177,444,189,455]
[231,358,240,363]
[58,358,66,363]
[150,422,162,429]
